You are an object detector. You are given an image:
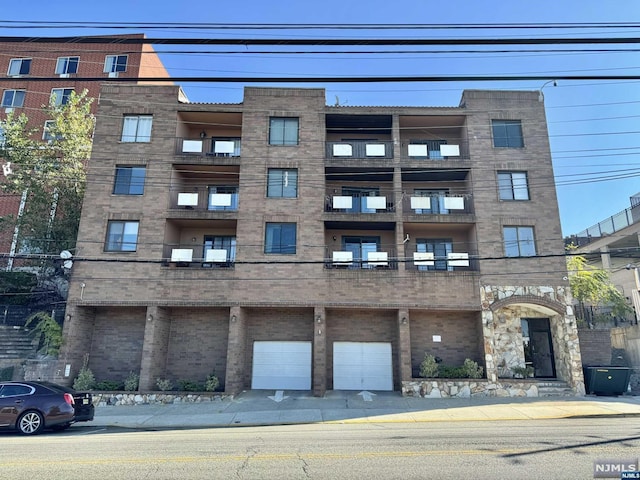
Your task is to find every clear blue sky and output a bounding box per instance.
[2,0,639,237]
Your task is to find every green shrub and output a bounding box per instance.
[462,358,484,379]
[204,373,219,392]
[439,365,466,378]
[94,380,123,391]
[156,378,173,391]
[73,355,96,391]
[25,311,62,356]
[123,371,139,391]
[511,365,534,379]
[178,380,204,392]
[419,354,439,378]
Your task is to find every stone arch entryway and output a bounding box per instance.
[480,286,585,395]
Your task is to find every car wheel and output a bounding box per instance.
[17,411,44,435]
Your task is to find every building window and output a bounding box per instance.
[203,235,236,266]
[267,169,298,198]
[42,120,63,142]
[1,90,25,108]
[416,239,453,271]
[55,56,79,75]
[343,236,380,269]
[269,117,299,145]
[121,115,152,142]
[498,172,529,200]
[503,226,536,257]
[7,58,31,76]
[492,120,524,148]
[50,88,74,106]
[105,221,139,252]
[113,166,146,195]
[104,55,128,73]
[265,223,296,254]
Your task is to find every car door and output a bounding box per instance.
[0,384,31,427]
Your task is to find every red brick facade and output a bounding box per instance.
[57,85,582,395]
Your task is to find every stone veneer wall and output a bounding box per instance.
[92,392,232,406]
[402,380,544,398]
[480,285,585,395]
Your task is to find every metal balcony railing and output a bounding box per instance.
[324,247,399,270]
[175,137,241,157]
[399,140,470,161]
[162,244,236,269]
[325,190,396,213]
[169,186,239,211]
[325,140,394,160]
[402,194,473,215]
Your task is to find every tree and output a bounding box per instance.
[0,90,95,263]
[566,247,632,325]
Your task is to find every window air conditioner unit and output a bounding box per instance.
[408,144,428,157]
[332,144,353,156]
[205,249,227,263]
[177,193,198,207]
[332,196,352,209]
[59,73,70,78]
[108,71,119,78]
[410,197,431,210]
[443,197,465,210]
[171,249,193,263]
[182,140,203,153]
[209,193,232,207]
[367,251,388,266]
[365,196,386,210]
[332,251,353,266]
[440,144,460,157]
[214,141,235,154]
[365,143,386,157]
[413,252,434,266]
[447,252,469,267]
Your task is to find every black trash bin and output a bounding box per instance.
[583,366,631,396]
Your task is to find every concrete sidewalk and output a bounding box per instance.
[86,391,640,429]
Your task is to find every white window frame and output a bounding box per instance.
[7,58,31,77]
[105,220,139,252]
[50,88,74,106]
[55,56,79,75]
[121,115,152,143]
[104,55,128,73]
[498,171,530,201]
[503,226,536,257]
[1,90,25,108]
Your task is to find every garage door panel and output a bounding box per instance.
[333,342,393,391]
[252,341,311,390]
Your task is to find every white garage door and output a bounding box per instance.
[251,341,312,390]
[333,342,393,391]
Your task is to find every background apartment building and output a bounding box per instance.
[0,34,171,263]
[57,84,584,396]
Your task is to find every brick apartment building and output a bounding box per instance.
[0,34,171,265]
[57,84,585,397]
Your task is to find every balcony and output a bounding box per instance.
[402,194,473,216]
[403,244,478,272]
[169,186,239,212]
[162,243,235,269]
[175,137,241,157]
[325,140,394,160]
[325,189,395,214]
[325,247,399,270]
[400,140,469,161]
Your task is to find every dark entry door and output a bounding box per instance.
[522,318,556,378]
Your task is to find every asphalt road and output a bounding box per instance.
[1,418,639,479]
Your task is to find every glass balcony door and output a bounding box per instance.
[203,235,236,266]
[413,189,449,214]
[416,239,452,271]
[343,236,380,269]
[342,187,379,213]
[208,186,239,211]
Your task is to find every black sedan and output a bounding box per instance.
[0,381,94,435]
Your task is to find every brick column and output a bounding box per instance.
[225,307,246,394]
[313,306,326,396]
[54,305,96,386]
[397,310,412,383]
[139,306,170,391]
